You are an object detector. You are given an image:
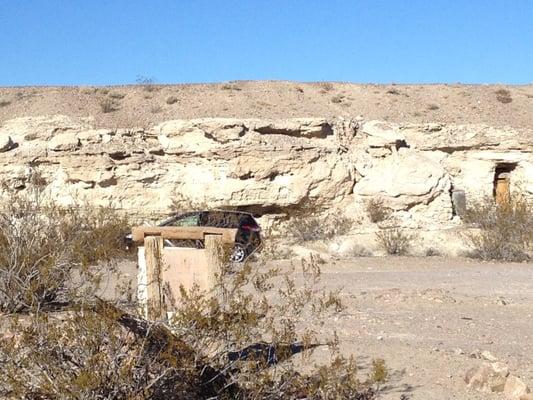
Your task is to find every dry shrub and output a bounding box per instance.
[108,91,126,99]
[0,188,130,313]
[424,247,441,257]
[331,94,343,104]
[0,99,11,107]
[150,104,162,113]
[318,82,334,92]
[0,184,381,399]
[99,98,119,113]
[375,228,415,255]
[463,195,532,261]
[495,88,512,104]
[221,82,242,91]
[1,253,380,399]
[0,307,203,400]
[365,198,391,223]
[166,95,178,104]
[136,75,159,92]
[427,103,440,111]
[289,215,354,242]
[345,244,373,258]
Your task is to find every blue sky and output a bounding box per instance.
[1,0,532,85]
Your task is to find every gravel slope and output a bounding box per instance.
[1,81,532,128]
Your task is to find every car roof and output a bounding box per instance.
[159,209,256,226]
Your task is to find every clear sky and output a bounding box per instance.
[1,0,532,86]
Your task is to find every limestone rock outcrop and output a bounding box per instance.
[0,115,531,228]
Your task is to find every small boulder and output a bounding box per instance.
[482,350,498,362]
[465,362,509,393]
[504,376,530,399]
[0,135,15,152]
[48,132,80,151]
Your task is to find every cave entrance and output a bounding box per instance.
[493,164,515,205]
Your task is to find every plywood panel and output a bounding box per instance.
[160,247,210,308]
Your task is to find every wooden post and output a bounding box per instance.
[204,234,224,292]
[144,236,164,320]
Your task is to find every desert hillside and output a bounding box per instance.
[1,81,532,128]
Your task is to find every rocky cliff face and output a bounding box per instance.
[1,115,532,231]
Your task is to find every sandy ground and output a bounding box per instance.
[312,256,533,400]
[104,255,533,400]
[1,81,532,129]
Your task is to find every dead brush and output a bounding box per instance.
[289,214,354,242]
[375,228,415,255]
[99,97,119,113]
[462,195,532,261]
[495,88,513,104]
[365,197,391,223]
[0,189,130,313]
[0,248,381,399]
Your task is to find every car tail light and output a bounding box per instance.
[242,224,261,232]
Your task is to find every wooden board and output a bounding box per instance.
[132,226,237,244]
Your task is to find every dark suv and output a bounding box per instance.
[158,210,262,262]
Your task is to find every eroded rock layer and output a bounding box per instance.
[1,115,532,228]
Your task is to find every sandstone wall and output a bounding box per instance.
[0,115,532,231]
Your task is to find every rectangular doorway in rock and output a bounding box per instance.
[493,164,515,205]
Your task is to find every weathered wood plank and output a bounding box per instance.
[132,226,237,244]
[144,236,163,320]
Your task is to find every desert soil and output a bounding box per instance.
[1,81,532,129]
[306,256,533,400]
[107,255,533,400]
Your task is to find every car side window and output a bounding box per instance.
[171,214,199,227]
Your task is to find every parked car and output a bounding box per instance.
[127,210,262,262]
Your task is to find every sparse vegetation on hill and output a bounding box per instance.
[0,82,531,128]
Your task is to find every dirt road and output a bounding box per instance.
[310,256,533,399]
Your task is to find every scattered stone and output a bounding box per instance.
[48,132,81,151]
[504,376,530,399]
[469,350,481,359]
[454,348,465,355]
[464,362,509,393]
[0,135,15,152]
[481,350,498,362]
